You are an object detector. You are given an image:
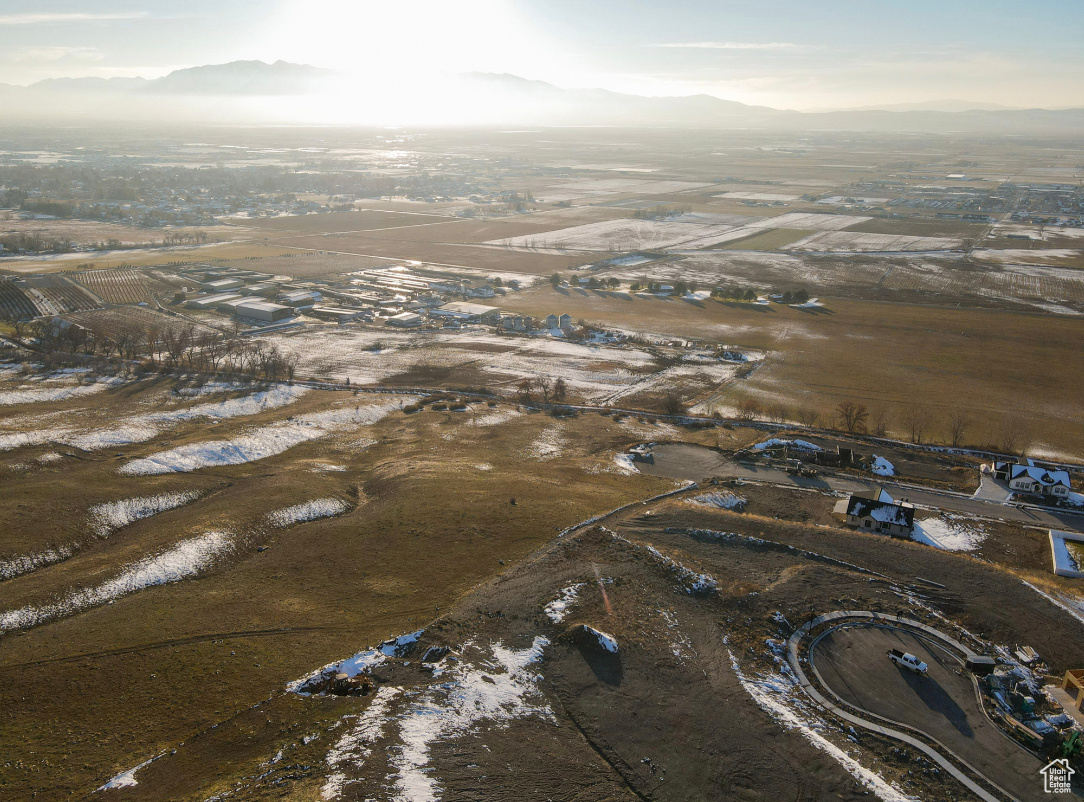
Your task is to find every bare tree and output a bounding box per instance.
[835,401,868,433]
[902,403,931,444]
[552,377,568,403]
[998,413,1032,456]
[517,378,534,404]
[870,404,891,438]
[947,408,970,448]
[661,390,685,416]
[536,376,552,403]
[795,407,821,428]
[769,403,788,425]
[736,399,761,421]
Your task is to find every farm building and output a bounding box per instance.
[200,278,243,292]
[386,311,424,328]
[544,314,559,329]
[1006,464,1071,499]
[241,282,281,298]
[278,290,322,308]
[430,301,500,323]
[1062,670,1084,714]
[500,315,528,331]
[310,305,369,323]
[559,313,573,329]
[234,301,292,323]
[843,492,915,537]
[187,293,243,310]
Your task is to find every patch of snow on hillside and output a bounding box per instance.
[0,545,74,581]
[582,625,619,653]
[727,648,917,802]
[0,375,123,406]
[96,752,167,791]
[688,492,746,511]
[523,426,565,461]
[0,531,232,630]
[545,583,584,623]
[388,637,552,802]
[613,452,637,474]
[88,492,200,537]
[121,399,413,475]
[268,498,349,527]
[288,630,424,695]
[65,384,309,451]
[870,455,895,476]
[322,687,402,800]
[912,516,987,552]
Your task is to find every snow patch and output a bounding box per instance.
[0,531,233,630]
[88,492,200,537]
[121,399,413,475]
[96,752,166,791]
[268,498,349,528]
[870,455,895,476]
[911,515,987,552]
[688,491,746,511]
[544,583,584,623]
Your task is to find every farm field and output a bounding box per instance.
[502,285,1084,458]
[783,230,963,252]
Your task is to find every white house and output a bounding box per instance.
[1007,464,1071,499]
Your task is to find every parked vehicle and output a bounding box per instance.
[888,648,928,673]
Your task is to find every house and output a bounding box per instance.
[1007,464,1071,499]
[844,492,915,537]
[430,301,500,323]
[544,314,559,329]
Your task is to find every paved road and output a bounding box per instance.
[812,624,1050,801]
[636,443,1084,533]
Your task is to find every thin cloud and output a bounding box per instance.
[653,41,800,50]
[0,12,150,25]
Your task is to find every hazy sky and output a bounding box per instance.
[2,0,1082,109]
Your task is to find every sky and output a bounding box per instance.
[1,0,1082,110]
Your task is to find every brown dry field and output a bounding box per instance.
[0,241,285,274]
[502,285,1084,458]
[711,227,812,250]
[0,378,681,800]
[224,208,459,234]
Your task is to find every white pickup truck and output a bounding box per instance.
[888,649,928,673]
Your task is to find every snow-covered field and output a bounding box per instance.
[265,327,698,402]
[748,212,871,231]
[0,531,233,630]
[0,373,124,406]
[122,399,413,475]
[784,231,963,252]
[486,217,752,252]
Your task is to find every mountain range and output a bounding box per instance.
[3,60,1082,132]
